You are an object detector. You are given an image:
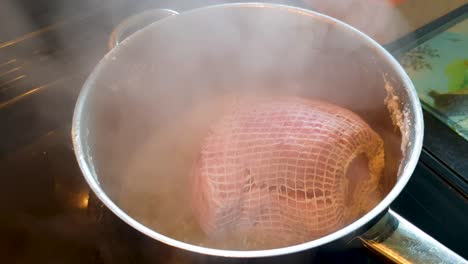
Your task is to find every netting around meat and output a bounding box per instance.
[191,97,384,246]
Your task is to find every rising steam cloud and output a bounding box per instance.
[1,0,410,253]
[303,0,409,43]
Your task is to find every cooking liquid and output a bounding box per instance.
[113,96,399,250]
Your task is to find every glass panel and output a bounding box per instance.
[400,15,468,141]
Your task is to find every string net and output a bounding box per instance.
[191,97,384,247]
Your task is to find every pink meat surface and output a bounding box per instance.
[191,97,384,245]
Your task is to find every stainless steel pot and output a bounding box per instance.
[72,3,466,263]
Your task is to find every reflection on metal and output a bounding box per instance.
[0,78,64,109]
[360,209,467,264]
[108,9,178,50]
[78,191,90,209]
[0,8,105,50]
[0,23,65,50]
[0,75,26,89]
[0,59,17,68]
[0,67,21,78]
[54,178,90,210]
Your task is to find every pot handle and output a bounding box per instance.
[359,209,466,264]
[108,9,179,50]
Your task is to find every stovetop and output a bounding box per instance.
[1,1,466,263]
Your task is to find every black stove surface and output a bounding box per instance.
[1,1,467,263]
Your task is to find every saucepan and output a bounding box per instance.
[72,3,465,263]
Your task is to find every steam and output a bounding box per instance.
[303,0,410,44]
[1,0,410,252]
